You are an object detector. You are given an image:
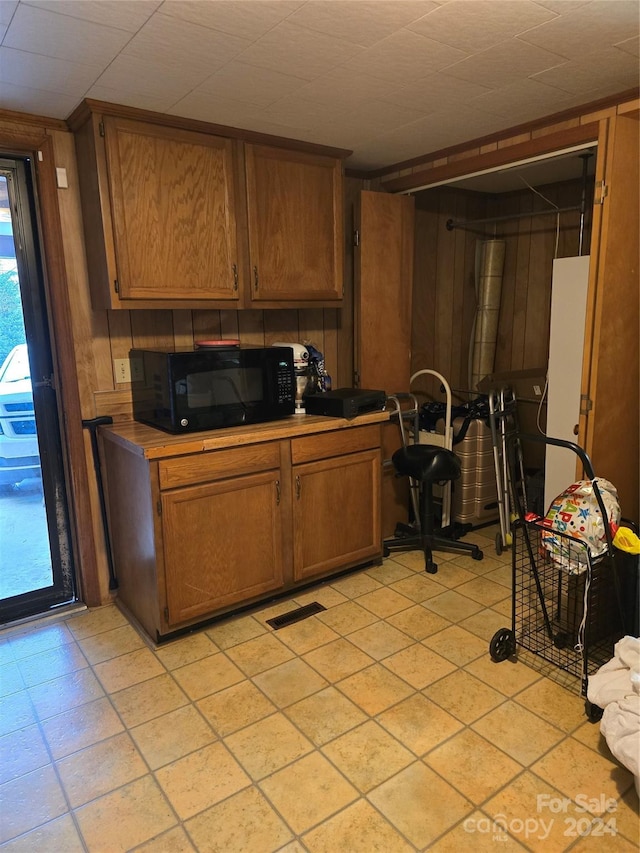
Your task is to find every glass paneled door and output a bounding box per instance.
[0,157,76,623]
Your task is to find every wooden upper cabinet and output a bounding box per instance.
[74,114,241,309]
[244,144,344,305]
[104,117,240,304]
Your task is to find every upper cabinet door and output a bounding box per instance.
[245,144,344,304]
[104,117,241,303]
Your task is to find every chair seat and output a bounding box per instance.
[392,444,461,482]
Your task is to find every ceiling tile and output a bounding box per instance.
[286,69,401,109]
[341,28,467,84]
[517,0,640,60]
[287,0,439,47]
[531,47,640,96]
[443,39,567,88]
[196,62,306,108]
[0,80,79,117]
[23,0,160,31]
[406,0,557,52]
[0,46,101,96]
[3,3,132,64]
[159,0,304,41]
[94,53,210,103]
[234,20,363,81]
[121,12,251,72]
[167,90,263,128]
[615,35,640,57]
[85,84,174,114]
[382,72,492,112]
[240,94,347,130]
[0,2,17,27]
[470,78,576,120]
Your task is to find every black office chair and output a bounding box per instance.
[384,444,484,574]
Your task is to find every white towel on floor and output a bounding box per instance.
[587,635,640,796]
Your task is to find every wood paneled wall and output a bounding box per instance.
[410,179,593,400]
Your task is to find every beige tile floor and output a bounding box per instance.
[1,525,638,852]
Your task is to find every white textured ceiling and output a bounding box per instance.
[0,0,638,171]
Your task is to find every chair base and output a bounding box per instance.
[384,531,483,574]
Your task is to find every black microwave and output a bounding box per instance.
[130,346,295,433]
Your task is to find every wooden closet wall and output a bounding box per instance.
[411,178,592,396]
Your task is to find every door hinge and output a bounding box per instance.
[99,121,105,137]
[156,499,162,516]
[353,229,360,247]
[580,394,593,415]
[114,279,119,294]
[232,263,238,291]
[595,181,608,205]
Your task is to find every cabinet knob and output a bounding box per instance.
[253,266,259,290]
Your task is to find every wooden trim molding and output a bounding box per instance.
[381,123,601,194]
[0,123,102,606]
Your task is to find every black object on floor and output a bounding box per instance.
[267,601,327,629]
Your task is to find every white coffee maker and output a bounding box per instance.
[272,342,311,412]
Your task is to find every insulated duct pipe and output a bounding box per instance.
[469,240,506,391]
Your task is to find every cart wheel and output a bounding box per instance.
[495,533,503,556]
[425,560,438,574]
[490,628,516,662]
[472,546,484,561]
[585,700,603,723]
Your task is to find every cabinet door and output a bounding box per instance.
[292,449,381,581]
[245,144,343,304]
[161,472,283,625]
[104,116,240,302]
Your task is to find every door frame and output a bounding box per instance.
[380,117,639,521]
[0,119,99,607]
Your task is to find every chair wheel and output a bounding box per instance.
[490,627,516,662]
[383,545,390,558]
[425,561,438,574]
[472,547,483,561]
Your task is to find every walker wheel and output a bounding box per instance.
[495,533,503,556]
[425,561,438,574]
[490,628,516,662]
[472,547,484,561]
[553,631,569,650]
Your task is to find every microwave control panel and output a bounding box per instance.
[276,360,295,404]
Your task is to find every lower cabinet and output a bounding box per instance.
[291,424,382,581]
[292,449,381,581]
[101,420,383,641]
[162,472,284,625]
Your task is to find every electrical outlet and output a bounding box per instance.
[114,358,131,383]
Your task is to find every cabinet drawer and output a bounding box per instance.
[159,442,280,489]
[291,424,380,465]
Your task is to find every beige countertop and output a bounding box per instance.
[100,410,390,460]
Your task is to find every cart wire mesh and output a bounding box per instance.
[511,517,625,695]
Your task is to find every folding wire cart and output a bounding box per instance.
[489,434,625,721]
